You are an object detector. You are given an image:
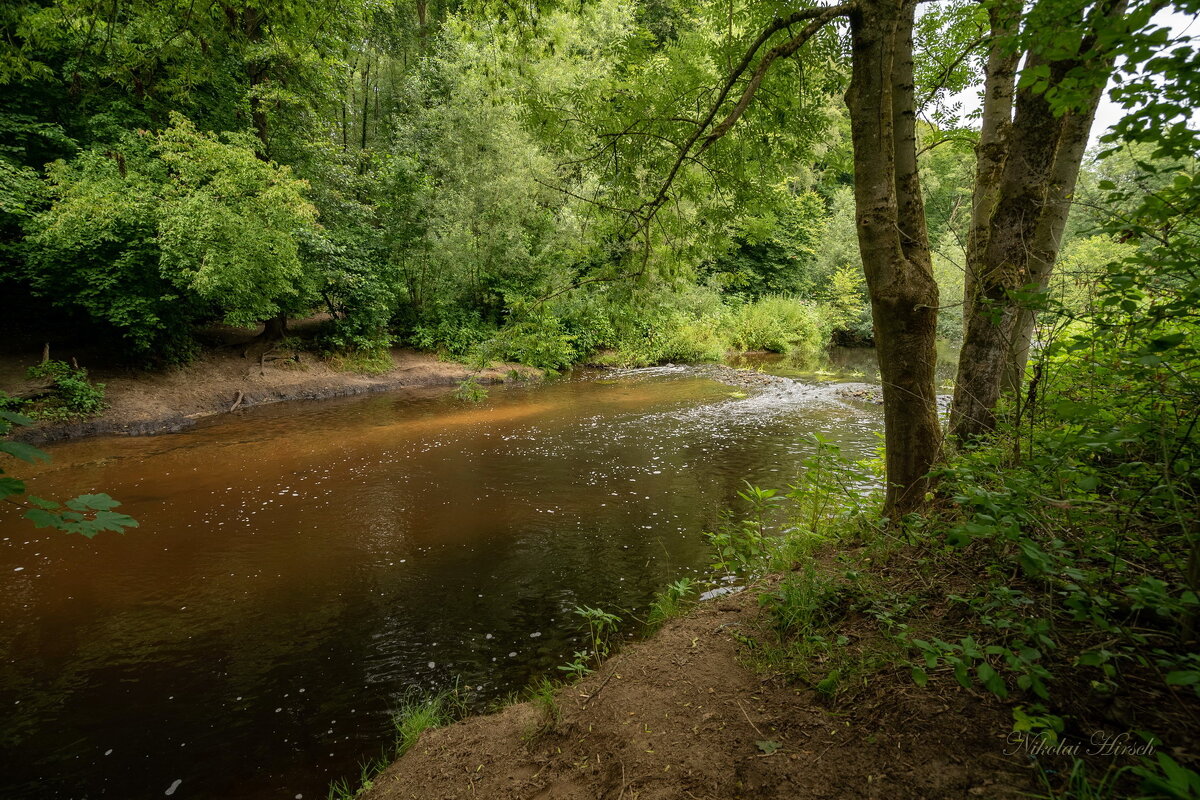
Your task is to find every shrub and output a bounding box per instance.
[723,294,831,357]
[490,310,579,371]
[409,304,495,359]
[25,360,106,419]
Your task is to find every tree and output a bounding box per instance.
[949,0,1151,441]
[23,114,319,359]
[572,0,938,514]
[582,0,1184,514]
[844,0,943,513]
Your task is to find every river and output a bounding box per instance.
[1,357,887,799]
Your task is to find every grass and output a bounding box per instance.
[523,677,561,738]
[326,348,394,375]
[326,688,460,800]
[1033,759,1132,800]
[645,577,696,629]
[393,692,455,754]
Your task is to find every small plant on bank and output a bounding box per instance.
[706,482,780,577]
[646,577,696,629]
[556,604,622,680]
[524,676,561,737]
[453,375,488,402]
[784,434,876,551]
[571,605,621,669]
[326,686,462,799]
[557,650,593,680]
[393,691,456,755]
[23,359,106,420]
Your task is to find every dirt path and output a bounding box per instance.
[1,344,538,444]
[364,586,1035,800]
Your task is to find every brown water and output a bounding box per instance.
[0,364,882,799]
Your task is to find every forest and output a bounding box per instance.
[0,0,1198,798]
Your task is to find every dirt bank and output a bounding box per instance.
[1,343,539,445]
[363,584,1035,800]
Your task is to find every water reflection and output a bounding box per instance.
[727,343,960,387]
[0,367,882,799]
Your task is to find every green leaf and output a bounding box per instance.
[0,441,50,464]
[756,740,781,754]
[1147,333,1185,351]
[24,508,63,529]
[953,662,971,689]
[88,510,139,533]
[911,666,929,687]
[0,410,35,426]
[64,493,123,512]
[976,663,1008,698]
[1165,670,1199,686]
[25,495,59,510]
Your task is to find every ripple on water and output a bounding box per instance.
[0,364,884,800]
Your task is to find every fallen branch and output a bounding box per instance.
[581,668,619,705]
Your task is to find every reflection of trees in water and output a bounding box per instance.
[3,371,884,800]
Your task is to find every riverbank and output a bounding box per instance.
[0,343,540,445]
[361,578,1034,800]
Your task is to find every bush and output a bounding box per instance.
[25,360,106,419]
[723,294,831,357]
[409,304,495,358]
[490,310,579,371]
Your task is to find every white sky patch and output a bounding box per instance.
[939,7,1199,147]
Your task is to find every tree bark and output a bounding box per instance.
[258,311,289,341]
[1002,98,1104,392]
[235,5,271,160]
[951,0,1127,441]
[962,0,1020,319]
[847,0,942,517]
[361,55,372,151]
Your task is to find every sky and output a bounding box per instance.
[944,7,1199,146]
[1090,8,1199,140]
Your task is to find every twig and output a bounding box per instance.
[736,699,763,736]
[229,391,244,412]
[582,669,618,705]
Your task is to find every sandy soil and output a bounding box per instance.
[363,584,1035,800]
[0,339,539,444]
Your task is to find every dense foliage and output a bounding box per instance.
[1,0,1196,793]
[0,0,916,367]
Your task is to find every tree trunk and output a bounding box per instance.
[1002,99,1103,392]
[962,0,1020,318]
[953,50,1062,439]
[258,311,289,341]
[240,7,271,160]
[361,56,371,151]
[847,0,942,517]
[951,0,1128,441]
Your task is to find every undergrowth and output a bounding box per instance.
[325,348,394,375]
[326,688,463,800]
[2,360,108,421]
[710,414,1199,799]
